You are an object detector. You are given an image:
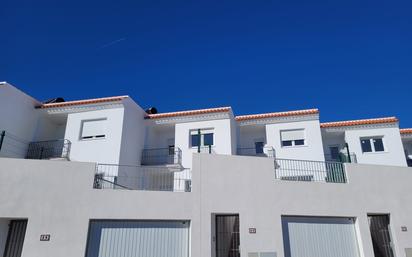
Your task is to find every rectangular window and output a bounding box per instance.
[255,142,264,154]
[203,133,214,146]
[190,129,214,147]
[280,129,305,147]
[361,139,372,152]
[360,137,384,153]
[191,134,200,147]
[81,119,107,140]
[373,138,385,152]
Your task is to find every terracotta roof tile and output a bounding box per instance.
[235,109,319,121]
[146,107,231,119]
[38,96,128,109]
[320,117,398,128]
[400,128,412,134]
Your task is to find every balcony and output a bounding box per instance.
[0,131,71,160]
[141,147,182,166]
[94,163,191,192]
[26,139,71,160]
[324,152,357,163]
[274,158,346,183]
[237,146,275,158]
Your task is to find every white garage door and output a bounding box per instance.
[282,217,360,257]
[85,220,190,257]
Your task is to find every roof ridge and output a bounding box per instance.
[146,107,232,119]
[400,128,412,134]
[38,95,129,109]
[235,108,319,121]
[321,117,398,128]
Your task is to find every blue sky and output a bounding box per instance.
[1,0,411,126]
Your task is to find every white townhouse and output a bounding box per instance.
[1,81,412,257]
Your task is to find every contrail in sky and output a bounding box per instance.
[98,38,126,49]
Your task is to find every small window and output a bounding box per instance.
[190,129,214,147]
[281,140,293,147]
[80,119,107,140]
[360,137,384,153]
[329,146,340,160]
[255,142,264,154]
[191,134,200,147]
[373,138,385,152]
[361,139,372,152]
[168,145,175,155]
[280,129,305,147]
[203,133,214,146]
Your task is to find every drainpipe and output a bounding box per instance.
[197,129,201,153]
[0,131,5,153]
[345,143,352,163]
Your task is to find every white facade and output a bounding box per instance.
[1,82,410,169]
[1,82,412,257]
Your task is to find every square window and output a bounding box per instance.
[373,138,385,152]
[80,119,106,140]
[280,129,305,147]
[361,139,372,152]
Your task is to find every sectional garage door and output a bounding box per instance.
[85,220,190,257]
[282,217,360,257]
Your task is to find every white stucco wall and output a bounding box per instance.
[118,99,147,166]
[265,119,325,161]
[0,83,39,158]
[174,118,233,168]
[0,155,412,257]
[345,126,407,167]
[64,107,124,164]
[193,154,412,257]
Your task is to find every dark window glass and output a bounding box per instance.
[361,139,372,152]
[282,140,293,147]
[191,134,200,147]
[294,139,305,146]
[373,138,384,152]
[203,133,214,146]
[168,145,175,155]
[255,142,264,154]
[329,146,340,160]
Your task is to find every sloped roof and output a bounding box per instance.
[321,117,398,128]
[235,109,319,121]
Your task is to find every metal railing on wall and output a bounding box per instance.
[26,139,71,160]
[94,163,192,192]
[141,147,182,166]
[324,153,357,163]
[274,158,347,183]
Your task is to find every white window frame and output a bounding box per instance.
[280,129,306,148]
[360,136,385,153]
[189,128,214,148]
[80,118,107,140]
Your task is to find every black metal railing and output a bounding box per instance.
[94,164,192,192]
[237,146,275,158]
[141,147,182,166]
[26,139,71,160]
[324,153,357,163]
[275,158,347,183]
[0,130,29,158]
[197,145,215,154]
